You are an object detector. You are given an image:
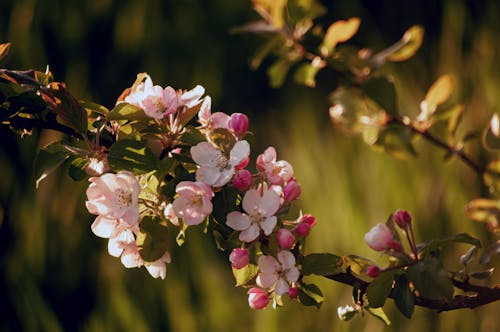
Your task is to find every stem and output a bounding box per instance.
[324,271,500,312]
[4,116,82,138]
[392,117,485,175]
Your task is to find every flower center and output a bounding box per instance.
[115,188,133,207]
[217,155,231,170]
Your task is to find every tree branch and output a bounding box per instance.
[324,272,500,312]
[2,116,82,138]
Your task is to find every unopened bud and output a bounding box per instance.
[233,169,252,191]
[276,228,296,250]
[228,113,249,137]
[247,287,269,310]
[283,179,301,202]
[229,248,250,269]
[393,209,412,229]
[364,223,394,251]
[288,287,299,299]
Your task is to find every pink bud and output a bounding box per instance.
[233,169,252,191]
[300,214,317,227]
[393,209,412,229]
[283,179,301,202]
[295,223,311,237]
[364,223,394,251]
[389,240,402,251]
[228,113,249,137]
[366,265,380,278]
[288,287,299,299]
[247,287,269,310]
[229,248,250,269]
[276,228,296,250]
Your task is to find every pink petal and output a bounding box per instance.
[258,255,279,273]
[146,261,167,279]
[191,142,221,167]
[120,243,143,268]
[107,230,134,257]
[259,190,280,217]
[211,168,234,187]
[230,140,250,166]
[196,166,222,186]
[256,272,278,289]
[274,278,290,296]
[209,112,230,129]
[226,212,251,231]
[285,267,300,283]
[259,216,277,236]
[91,216,117,238]
[242,189,261,215]
[239,224,260,242]
[277,250,296,270]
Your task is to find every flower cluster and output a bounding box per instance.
[83,74,317,308]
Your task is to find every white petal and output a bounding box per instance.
[120,207,139,227]
[230,140,250,166]
[226,212,251,231]
[107,229,134,257]
[91,216,117,238]
[146,261,167,279]
[256,272,277,289]
[239,224,260,242]
[181,85,205,107]
[274,278,290,296]
[259,190,280,217]
[259,216,277,236]
[285,267,300,283]
[258,255,279,273]
[277,250,296,270]
[191,142,221,167]
[121,243,143,268]
[242,189,260,215]
[211,168,234,187]
[196,166,222,186]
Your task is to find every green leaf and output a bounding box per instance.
[108,139,158,174]
[267,59,292,88]
[362,77,398,116]
[320,17,361,56]
[207,128,237,154]
[80,100,109,115]
[366,270,396,308]
[34,141,73,188]
[469,268,494,280]
[249,35,284,70]
[136,216,169,262]
[392,274,414,318]
[418,233,482,256]
[232,264,258,286]
[68,157,88,181]
[293,62,322,88]
[41,82,88,134]
[298,283,324,308]
[386,25,424,62]
[407,257,454,301]
[465,198,500,233]
[301,253,343,276]
[374,124,416,159]
[343,255,376,275]
[365,306,391,325]
[8,91,47,114]
[106,102,150,121]
[180,126,206,146]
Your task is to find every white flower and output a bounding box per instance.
[191,140,250,187]
[226,188,280,242]
[256,251,300,296]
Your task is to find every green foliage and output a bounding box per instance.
[365,305,391,325]
[407,257,454,301]
[108,139,157,174]
[362,77,398,116]
[298,282,324,308]
[106,102,149,121]
[34,141,74,188]
[301,253,343,276]
[392,275,414,318]
[418,233,482,256]
[232,264,259,286]
[366,270,396,308]
[136,216,169,262]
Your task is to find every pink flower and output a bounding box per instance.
[209,112,230,129]
[283,178,301,202]
[145,251,171,279]
[233,169,252,191]
[229,248,250,269]
[366,265,380,278]
[256,147,294,185]
[228,113,249,138]
[180,85,205,108]
[163,203,179,226]
[226,188,280,242]
[86,171,140,226]
[364,223,394,251]
[256,251,300,296]
[393,209,412,229]
[191,140,250,187]
[198,96,212,125]
[276,228,295,250]
[172,181,214,226]
[247,288,269,310]
[120,243,171,279]
[295,214,317,237]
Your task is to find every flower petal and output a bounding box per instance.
[274,278,290,296]
[256,272,277,289]
[259,216,277,236]
[242,189,260,215]
[91,216,117,238]
[226,212,251,231]
[285,267,300,283]
[211,168,234,187]
[239,224,260,242]
[258,255,279,273]
[259,189,281,217]
[230,140,250,166]
[191,142,221,167]
[196,166,222,186]
[277,250,296,270]
[121,243,143,268]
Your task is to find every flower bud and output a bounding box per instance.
[364,223,394,251]
[276,228,296,250]
[389,240,402,251]
[233,169,252,191]
[247,287,269,310]
[288,287,299,299]
[366,265,380,278]
[393,209,412,229]
[228,113,249,137]
[283,179,301,202]
[295,223,311,237]
[229,248,250,269]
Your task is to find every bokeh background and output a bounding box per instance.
[1,0,500,331]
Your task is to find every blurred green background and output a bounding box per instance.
[1,0,500,331]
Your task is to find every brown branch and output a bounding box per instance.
[3,116,82,138]
[324,272,500,312]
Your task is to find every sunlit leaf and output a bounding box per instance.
[337,304,360,321]
[374,124,416,159]
[80,100,110,115]
[301,253,343,276]
[386,25,424,62]
[68,157,88,181]
[293,61,324,87]
[136,216,169,262]
[34,141,73,188]
[106,102,150,122]
[418,75,453,122]
[320,17,361,56]
[482,114,500,151]
[108,139,158,174]
[483,160,500,194]
[465,198,500,233]
[343,255,376,275]
[365,306,391,325]
[366,270,396,308]
[446,104,464,138]
[252,0,287,29]
[392,274,414,318]
[0,43,11,61]
[267,59,292,88]
[232,264,259,286]
[207,128,237,154]
[298,282,324,308]
[407,257,454,301]
[231,20,277,34]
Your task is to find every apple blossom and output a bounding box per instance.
[180,85,205,108]
[247,287,269,310]
[172,181,214,226]
[198,96,212,125]
[229,248,250,269]
[283,178,301,202]
[226,188,280,242]
[276,228,295,250]
[191,140,250,187]
[364,223,394,251]
[209,112,230,129]
[233,169,252,191]
[228,113,249,137]
[256,251,300,296]
[145,251,172,279]
[85,171,140,226]
[256,146,294,185]
[163,203,179,226]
